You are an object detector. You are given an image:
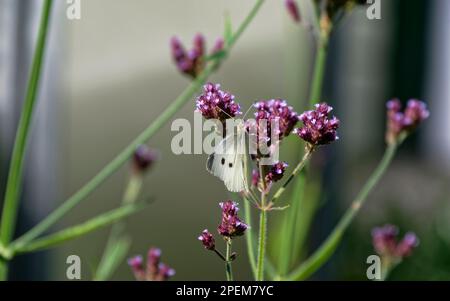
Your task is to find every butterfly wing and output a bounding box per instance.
[206,130,248,192]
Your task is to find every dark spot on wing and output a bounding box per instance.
[229,163,233,168]
[221,158,225,165]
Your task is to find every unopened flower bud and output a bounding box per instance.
[285,0,301,23]
[198,229,216,250]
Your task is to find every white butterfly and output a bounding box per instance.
[206,120,249,192]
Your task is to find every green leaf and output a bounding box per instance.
[12,202,147,254]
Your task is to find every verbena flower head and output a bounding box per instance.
[265,161,288,183]
[218,201,248,238]
[133,145,158,173]
[254,99,299,141]
[170,34,204,78]
[386,99,430,144]
[156,263,176,281]
[372,224,419,260]
[147,247,161,276]
[196,83,242,122]
[285,0,301,23]
[127,255,145,280]
[198,229,216,250]
[295,103,340,146]
[128,247,175,281]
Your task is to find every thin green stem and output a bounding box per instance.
[11,202,147,255]
[309,36,328,105]
[256,208,267,281]
[0,0,53,280]
[287,143,398,280]
[0,0,53,245]
[309,46,328,106]
[94,175,143,280]
[243,198,257,279]
[227,0,265,48]
[271,146,314,204]
[277,168,306,275]
[12,0,266,249]
[225,240,233,281]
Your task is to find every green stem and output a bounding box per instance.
[256,208,267,281]
[12,0,266,248]
[309,37,328,105]
[287,143,398,280]
[0,0,53,280]
[243,199,257,279]
[94,175,143,280]
[271,146,314,204]
[11,202,147,255]
[225,240,233,281]
[309,8,331,106]
[277,169,306,275]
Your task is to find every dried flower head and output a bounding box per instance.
[218,201,248,238]
[196,83,242,121]
[198,229,216,250]
[128,247,175,281]
[295,103,340,146]
[386,99,430,144]
[133,145,158,173]
[372,224,419,260]
[285,0,301,22]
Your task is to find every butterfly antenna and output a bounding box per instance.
[215,106,234,120]
[242,102,256,120]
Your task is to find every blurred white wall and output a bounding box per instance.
[426,0,450,169]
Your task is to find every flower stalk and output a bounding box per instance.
[271,146,314,204]
[0,0,53,280]
[256,163,268,281]
[287,141,400,280]
[225,239,233,281]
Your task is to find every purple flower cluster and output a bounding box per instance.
[171,34,224,78]
[196,83,242,121]
[285,0,301,23]
[254,99,299,141]
[128,247,175,281]
[218,201,248,238]
[295,103,340,146]
[372,225,419,260]
[198,229,215,250]
[386,99,430,144]
[133,145,158,173]
[198,201,247,258]
[251,162,288,193]
[265,161,288,183]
